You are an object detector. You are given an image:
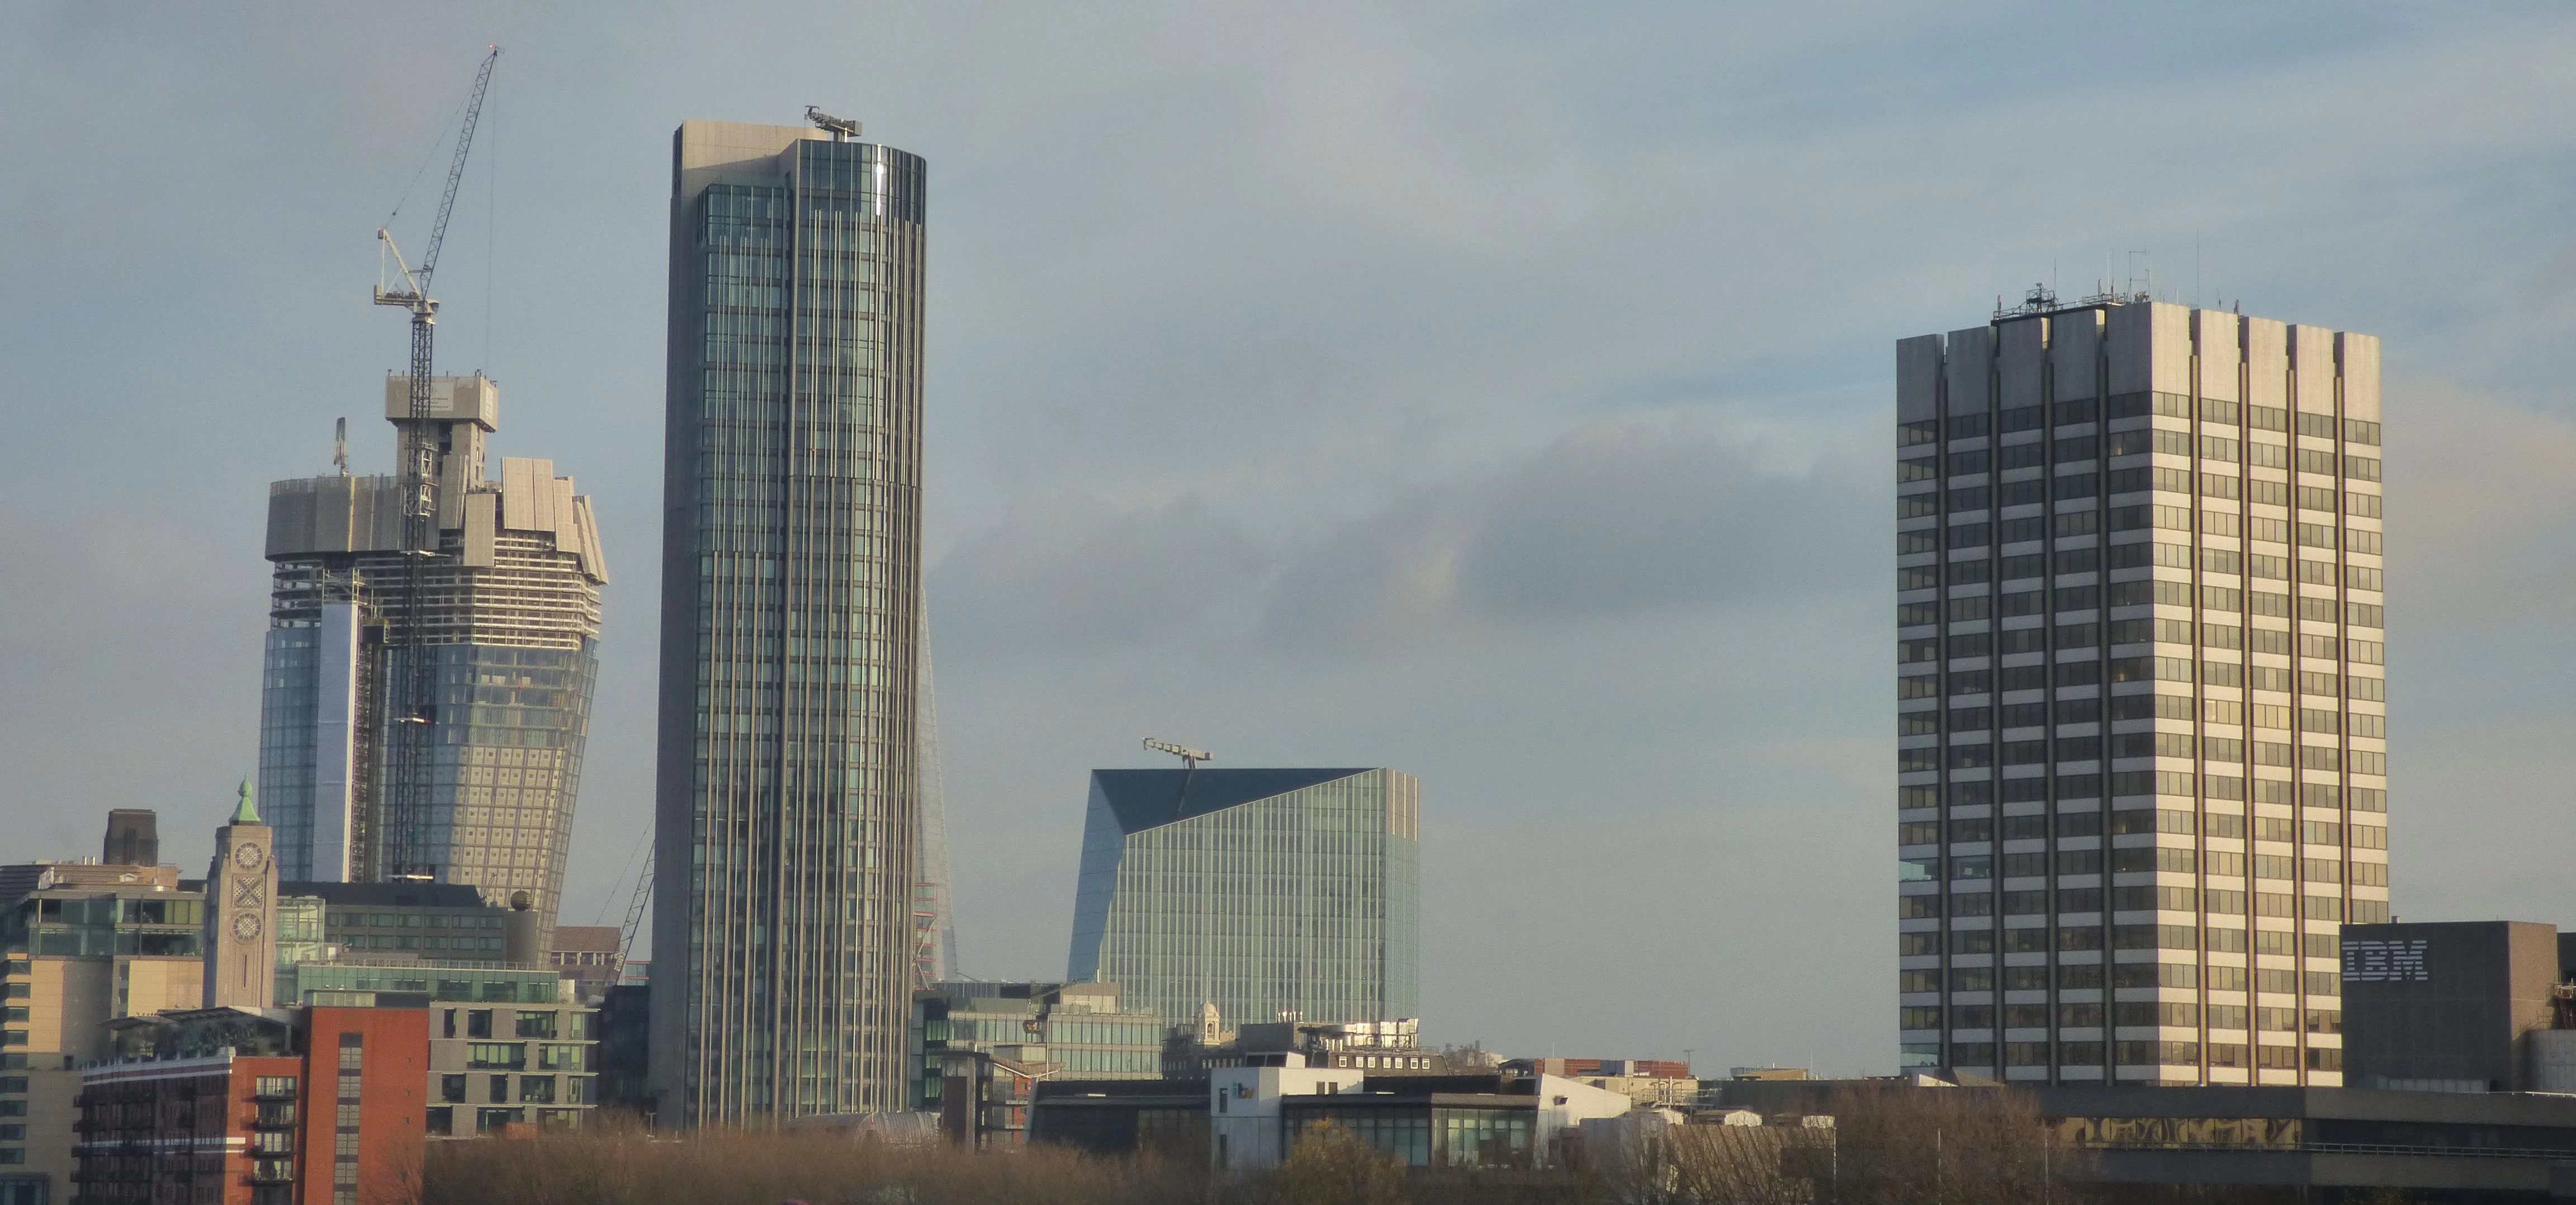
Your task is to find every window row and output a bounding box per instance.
[1902,844,2380,882]
[1904,1001,2339,1032]
[1904,927,2341,960]
[1907,403,2376,445]
[1901,890,2385,925]
[1909,583,2380,629]
[1903,779,2385,815]
[1901,811,2386,847]
[1908,512,2384,554]
[1902,962,2344,995]
[1931,1041,2341,1071]
[1910,701,2384,739]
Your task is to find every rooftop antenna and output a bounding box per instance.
[332,418,349,476]
[1143,739,1210,771]
[804,106,861,141]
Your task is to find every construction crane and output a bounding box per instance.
[1143,739,1211,770]
[371,45,499,880]
[804,105,861,140]
[615,845,653,984]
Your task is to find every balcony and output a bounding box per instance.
[250,1159,296,1184]
[253,1103,298,1127]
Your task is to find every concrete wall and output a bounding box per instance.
[1208,1064,1365,1173]
[1533,1074,1635,1164]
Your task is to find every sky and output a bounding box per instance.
[4,1,2576,1076]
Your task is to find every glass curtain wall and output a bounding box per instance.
[658,128,925,1124]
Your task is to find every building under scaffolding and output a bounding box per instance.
[254,375,605,948]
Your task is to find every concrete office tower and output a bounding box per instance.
[255,375,607,947]
[651,120,926,1124]
[1067,768,1420,1031]
[1895,297,2390,1086]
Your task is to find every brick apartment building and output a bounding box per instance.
[74,1005,425,1205]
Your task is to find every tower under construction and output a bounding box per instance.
[255,375,607,946]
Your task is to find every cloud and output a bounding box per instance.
[932,492,1270,653]
[1259,413,1878,650]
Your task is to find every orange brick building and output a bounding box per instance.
[74,1005,425,1205]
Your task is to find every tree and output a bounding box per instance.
[1263,1119,1410,1205]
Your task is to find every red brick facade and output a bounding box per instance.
[74,1006,425,1205]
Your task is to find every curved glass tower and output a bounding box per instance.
[652,120,925,1124]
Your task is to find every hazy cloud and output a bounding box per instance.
[933,492,1268,653]
[1257,414,1876,650]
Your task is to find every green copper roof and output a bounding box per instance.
[232,778,259,824]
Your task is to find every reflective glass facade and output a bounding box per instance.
[389,641,598,910]
[653,122,925,1124]
[1067,768,1419,1031]
[256,384,605,952]
[1895,301,2388,1086]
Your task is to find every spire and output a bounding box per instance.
[231,778,260,824]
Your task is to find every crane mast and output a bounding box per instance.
[372,46,499,881]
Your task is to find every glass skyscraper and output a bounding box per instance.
[1067,768,1420,1031]
[1895,297,2389,1086]
[651,120,925,1124]
[256,375,605,950]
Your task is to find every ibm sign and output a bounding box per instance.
[2344,938,2431,983]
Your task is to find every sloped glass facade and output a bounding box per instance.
[1067,768,1420,1029]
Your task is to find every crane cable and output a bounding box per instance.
[381,83,479,231]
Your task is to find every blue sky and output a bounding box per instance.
[5,1,2575,1074]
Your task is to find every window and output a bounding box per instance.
[468,1043,527,1070]
[468,1010,494,1039]
[442,1075,467,1103]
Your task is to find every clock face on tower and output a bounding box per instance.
[233,842,265,870]
[231,912,263,941]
